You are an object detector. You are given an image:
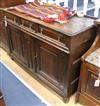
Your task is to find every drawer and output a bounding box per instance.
[39,25,70,48]
[39,25,63,41]
[5,12,15,22]
[5,12,39,33]
[86,71,100,101]
[5,14,21,25]
[20,18,39,33]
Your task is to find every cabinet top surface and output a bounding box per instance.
[85,48,100,68]
[2,3,95,36]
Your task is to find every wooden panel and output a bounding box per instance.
[21,19,39,33]
[23,33,36,72]
[76,30,100,105]
[36,40,68,91]
[86,72,100,101]
[77,93,99,106]
[39,25,71,48]
[8,23,37,72]
[39,25,63,41]
[9,27,24,55]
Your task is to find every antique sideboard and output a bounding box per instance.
[1,2,97,102]
[0,0,25,52]
[76,19,100,106]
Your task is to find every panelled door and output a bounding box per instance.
[36,40,69,92]
[7,25,36,71]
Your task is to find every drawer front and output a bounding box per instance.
[5,12,39,33]
[36,40,69,92]
[20,18,39,33]
[86,71,100,101]
[5,12,15,22]
[39,25,70,49]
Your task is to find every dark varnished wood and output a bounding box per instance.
[3,9,95,36]
[76,20,100,106]
[0,0,25,52]
[36,40,68,97]
[8,25,36,72]
[1,7,97,102]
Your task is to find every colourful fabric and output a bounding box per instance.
[8,0,65,19]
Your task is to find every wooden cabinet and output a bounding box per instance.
[76,61,100,106]
[0,0,25,52]
[7,23,70,98]
[76,21,100,106]
[2,7,97,102]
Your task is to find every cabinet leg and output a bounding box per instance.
[75,92,79,103]
[11,57,14,60]
[63,97,69,103]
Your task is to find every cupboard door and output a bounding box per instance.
[8,26,36,71]
[36,40,68,91]
[9,26,27,65]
